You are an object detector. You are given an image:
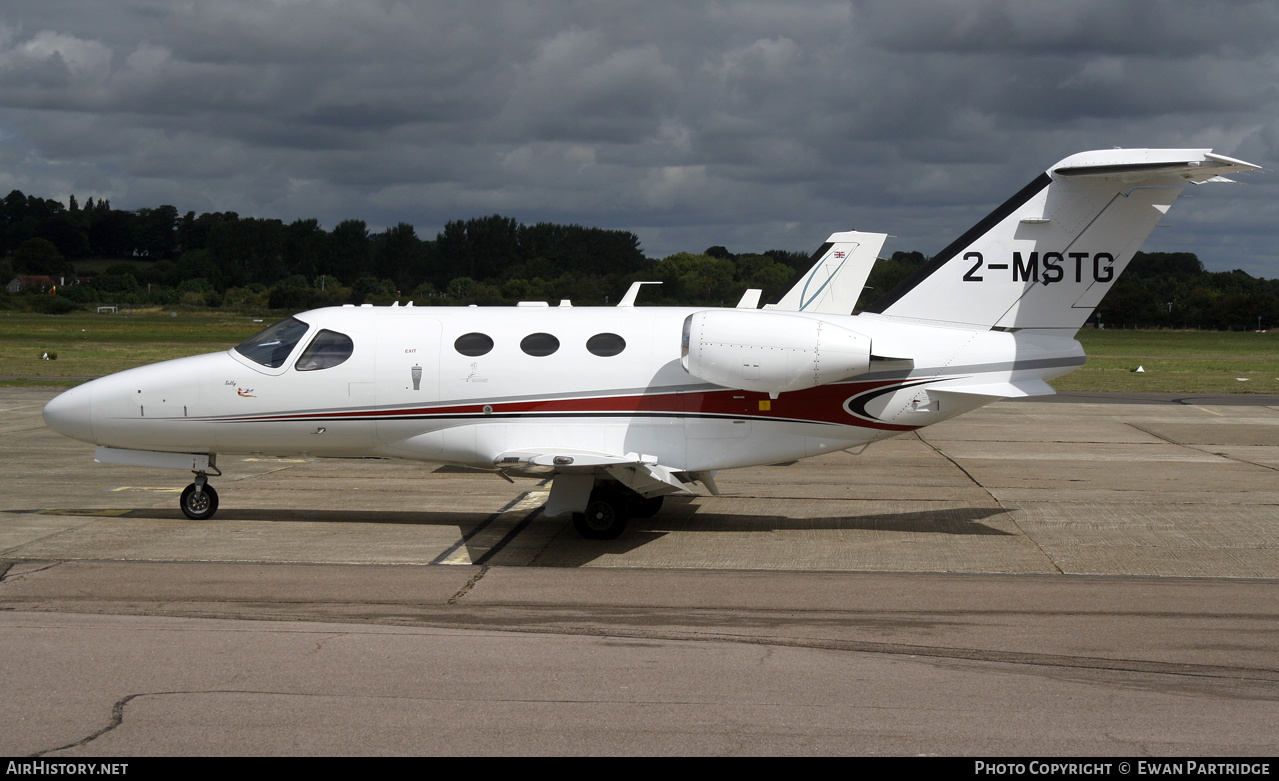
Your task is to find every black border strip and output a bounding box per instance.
[1053,161,1193,177]
[431,491,537,565]
[862,172,1053,314]
[218,410,852,428]
[844,379,938,422]
[474,506,544,566]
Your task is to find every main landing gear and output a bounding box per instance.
[180,470,219,520]
[571,484,665,540]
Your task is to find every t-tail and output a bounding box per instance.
[767,231,887,315]
[861,149,1259,332]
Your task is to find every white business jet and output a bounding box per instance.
[43,148,1258,538]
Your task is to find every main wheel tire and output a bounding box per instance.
[180,483,219,520]
[572,495,629,540]
[629,494,664,519]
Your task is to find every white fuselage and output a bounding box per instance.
[43,304,1085,474]
[37,147,1256,533]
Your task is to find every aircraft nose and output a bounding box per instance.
[43,382,94,443]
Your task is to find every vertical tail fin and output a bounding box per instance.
[861,149,1259,331]
[767,231,887,315]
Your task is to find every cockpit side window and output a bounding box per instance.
[295,329,354,372]
[234,317,311,368]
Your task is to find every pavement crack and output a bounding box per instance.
[1124,421,1186,447]
[1190,446,1279,472]
[308,632,348,655]
[1126,422,1279,473]
[448,565,490,605]
[32,692,139,757]
[0,560,63,583]
[913,431,1064,574]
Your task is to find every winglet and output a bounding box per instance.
[618,281,661,307]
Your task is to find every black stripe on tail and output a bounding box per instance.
[862,172,1052,314]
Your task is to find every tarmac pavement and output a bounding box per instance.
[1,388,1276,755]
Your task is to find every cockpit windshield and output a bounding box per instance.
[234,317,310,368]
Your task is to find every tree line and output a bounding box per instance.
[0,190,804,312]
[860,250,1279,329]
[1,189,1275,329]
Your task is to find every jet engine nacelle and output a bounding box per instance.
[681,310,873,395]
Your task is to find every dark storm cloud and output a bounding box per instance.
[0,0,1275,275]
[861,1,1279,58]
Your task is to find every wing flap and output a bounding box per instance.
[511,449,696,519]
[603,462,692,498]
[495,449,695,499]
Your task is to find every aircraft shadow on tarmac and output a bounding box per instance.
[13,507,503,526]
[8,502,1011,568]
[641,504,1013,536]
[13,502,1011,536]
[495,503,1014,565]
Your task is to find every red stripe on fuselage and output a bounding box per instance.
[209,378,924,432]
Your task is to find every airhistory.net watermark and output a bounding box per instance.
[6,763,128,775]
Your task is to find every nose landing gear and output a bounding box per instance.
[180,470,220,520]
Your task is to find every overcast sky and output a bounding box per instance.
[1,1,1275,276]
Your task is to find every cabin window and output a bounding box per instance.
[455,332,494,356]
[520,332,560,357]
[235,317,310,368]
[586,333,626,357]
[295,330,354,371]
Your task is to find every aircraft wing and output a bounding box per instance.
[766,231,887,315]
[494,448,693,494]
[494,449,647,470]
[494,448,697,518]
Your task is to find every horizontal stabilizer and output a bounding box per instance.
[1052,151,1259,182]
[931,379,1056,398]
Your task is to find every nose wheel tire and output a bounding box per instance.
[180,483,219,520]
[572,494,629,540]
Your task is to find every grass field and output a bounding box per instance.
[0,310,265,387]
[2,311,1276,393]
[1063,329,1279,394]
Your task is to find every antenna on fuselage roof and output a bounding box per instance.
[617,281,662,307]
